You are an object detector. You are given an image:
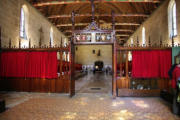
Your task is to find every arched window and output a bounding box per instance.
[67,53,70,62]
[20,7,27,39]
[63,52,66,61]
[168,0,177,38]
[142,27,146,45]
[64,38,68,47]
[50,28,53,46]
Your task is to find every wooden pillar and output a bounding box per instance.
[125,51,128,77]
[90,0,95,22]
[68,52,71,75]
[113,41,117,98]
[59,37,63,75]
[66,51,68,73]
[112,10,115,31]
[70,38,75,97]
[68,42,71,73]
[70,11,75,97]
[119,51,123,77]
[59,51,63,75]
[58,38,63,92]
[112,10,117,98]
[125,51,129,88]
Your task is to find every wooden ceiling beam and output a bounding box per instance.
[56,23,140,27]
[33,0,161,7]
[115,29,134,32]
[64,29,134,33]
[66,34,130,38]
[48,13,149,19]
[118,39,126,41]
[116,34,130,37]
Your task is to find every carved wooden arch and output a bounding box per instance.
[71,9,115,45]
[70,0,117,98]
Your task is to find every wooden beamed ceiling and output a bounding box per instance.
[28,0,164,42]
[48,13,149,19]
[31,0,161,6]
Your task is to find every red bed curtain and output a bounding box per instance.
[0,51,57,78]
[0,52,27,77]
[132,50,171,78]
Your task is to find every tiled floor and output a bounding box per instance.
[0,92,179,120]
[0,73,179,120]
[75,72,112,93]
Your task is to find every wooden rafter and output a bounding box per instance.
[64,34,131,37]
[33,0,161,7]
[64,29,134,33]
[56,23,140,27]
[116,34,130,37]
[48,13,149,19]
[118,39,126,41]
[115,29,133,32]
[66,34,130,38]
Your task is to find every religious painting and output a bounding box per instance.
[101,34,106,41]
[96,33,101,41]
[76,34,80,41]
[87,34,91,41]
[82,35,86,41]
[106,34,111,41]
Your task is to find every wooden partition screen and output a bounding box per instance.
[116,46,173,97]
[0,34,71,93]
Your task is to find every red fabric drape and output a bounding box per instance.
[0,52,57,78]
[159,50,172,78]
[172,66,180,89]
[46,52,57,78]
[0,52,27,77]
[132,50,171,78]
[75,64,82,71]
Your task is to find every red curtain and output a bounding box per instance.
[159,50,172,78]
[0,51,57,78]
[75,64,82,71]
[132,50,171,78]
[46,52,58,78]
[0,52,27,77]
